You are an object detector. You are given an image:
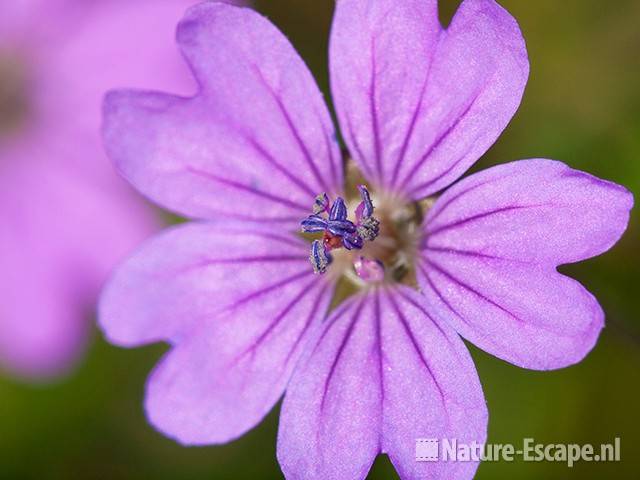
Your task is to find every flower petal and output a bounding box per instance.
[330,0,528,197]
[426,160,633,266]
[379,287,487,480]
[99,222,334,444]
[277,287,487,480]
[420,159,633,369]
[0,0,194,379]
[100,221,317,345]
[277,293,382,480]
[0,0,73,45]
[103,2,341,225]
[0,249,85,379]
[0,155,155,379]
[42,0,196,141]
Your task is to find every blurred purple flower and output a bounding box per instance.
[99,1,633,479]
[0,0,198,380]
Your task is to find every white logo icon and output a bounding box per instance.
[415,438,439,462]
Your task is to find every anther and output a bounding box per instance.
[329,197,348,221]
[357,216,380,241]
[310,239,332,274]
[313,193,329,214]
[355,185,380,242]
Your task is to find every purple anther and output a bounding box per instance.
[309,239,332,274]
[329,197,348,221]
[312,193,330,214]
[327,219,357,237]
[301,214,329,233]
[342,232,364,250]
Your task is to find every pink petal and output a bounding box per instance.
[277,293,382,479]
[0,0,74,46]
[0,155,155,379]
[103,2,342,225]
[39,0,197,161]
[99,222,334,444]
[379,287,487,480]
[330,0,528,197]
[0,0,194,378]
[277,287,487,480]
[420,159,633,369]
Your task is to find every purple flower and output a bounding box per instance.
[0,0,198,379]
[99,1,633,479]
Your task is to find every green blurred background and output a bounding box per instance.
[1,0,638,478]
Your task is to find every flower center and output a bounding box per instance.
[300,179,425,288]
[0,49,31,140]
[301,185,380,272]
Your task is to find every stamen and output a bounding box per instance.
[327,218,357,237]
[356,184,374,219]
[357,216,380,241]
[329,197,348,221]
[313,193,329,214]
[301,186,381,275]
[302,178,423,286]
[355,185,380,241]
[343,232,364,250]
[301,214,328,233]
[310,239,332,274]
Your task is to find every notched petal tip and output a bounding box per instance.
[176,1,240,49]
[148,0,341,222]
[331,0,529,197]
[419,157,627,370]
